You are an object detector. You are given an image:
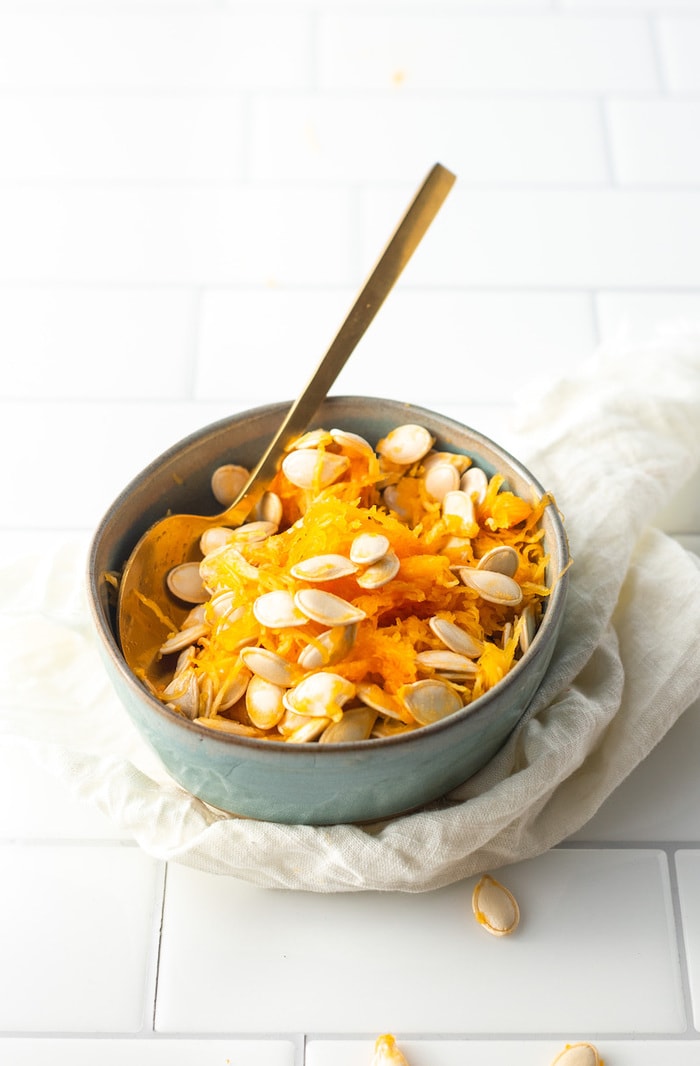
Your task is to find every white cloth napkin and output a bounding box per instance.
[2,330,700,892]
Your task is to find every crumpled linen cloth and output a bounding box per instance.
[2,331,700,892]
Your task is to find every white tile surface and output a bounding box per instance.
[0,187,352,285]
[607,100,700,185]
[2,288,197,400]
[0,1039,296,1066]
[658,16,700,90]
[0,96,245,183]
[362,188,700,288]
[251,96,608,185]
[155,849,684,1034]
[0,399,239,531]
[195,288,596,406]
[675,850,700,1031]
[596,291,700,345]
[0,843,162,1031]
[318,12,659,92]
[0,12,311,90]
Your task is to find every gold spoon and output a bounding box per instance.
[117,163,456,684]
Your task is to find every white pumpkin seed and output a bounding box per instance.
[297,624,358,669]
[294,588,366,626]
[253,590,308,629]
[208,592,244,624]
[166,561,208,604]
[460,466,489,503]
[550,1043,602,1066]
[356,681,413,723]
[458,567,523,606]
[376,424,434,465]
[239,646,295,687]
[477,544,519,577]
[398,678,463,725]
[254,490,283,527]
[423,460,460,502]
[423,450,469,474]
[429,616,482,658]
[199,526,238,556]
[472,874,520,936]
[228,520,277,544]
[159,622,209,657]
[210,463,249,506]
[285,717,332,743]
[371,1033,410,1066]
[319,705,377,743]
[283,671,356,722]
[287,428,333,450]
[162,667,199,719]
[517,603,537,653]
[416,649,478,675]
[289,553,358,582]
[356,549,400,589]
[281,448,350,490]
[211,663,252,713]
[330,428,375,457]
[349,532,391,566]
[246,675,286,730]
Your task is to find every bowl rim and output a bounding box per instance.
[87,396,570,758]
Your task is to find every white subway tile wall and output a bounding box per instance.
[1,1,699,1062]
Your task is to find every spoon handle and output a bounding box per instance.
[224,161,456,526]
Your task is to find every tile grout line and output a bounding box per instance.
[647,11,669,98]
[149,861,169,1034]
[667,847,698,1037]
[596,96,618,188]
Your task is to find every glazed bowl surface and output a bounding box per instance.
[87,396,570,825]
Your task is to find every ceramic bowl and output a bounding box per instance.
[87,396,570,825]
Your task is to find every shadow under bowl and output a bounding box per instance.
[87,396,570,826]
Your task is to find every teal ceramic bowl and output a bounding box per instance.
[87,397,570,825]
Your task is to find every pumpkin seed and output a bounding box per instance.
[371,1034,410,1066]
[416,649,478,675]
[460,465,488,503]
[239,646,295,687]
[472,874,520,936]
[429,616,482,658]
[253,590,308,629]
[281,448,350,489]
[477,544,519,577]
[283,671,356,722]
[550,1043,603,1066]
[289,553,357,582]
[294,588,366,626]
[398,678,463,725]
[458,567,523,606]
[210,463,249,506]
[356,549,399,589]
[376,423,434,465]
[349,532,390,566]
[166,561,207,604]
[319,705,377,743]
